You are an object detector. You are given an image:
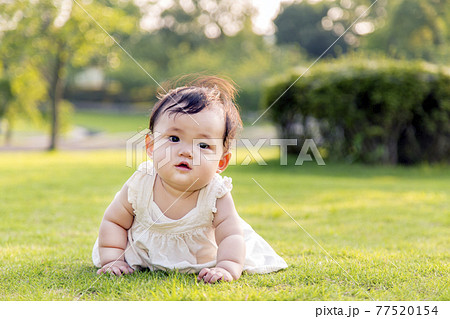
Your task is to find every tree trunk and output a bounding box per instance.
[387,136,398,165]
[48,44,65,151]
[387,125,404,165]
[1,119,12,146]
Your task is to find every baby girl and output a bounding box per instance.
[92,76,287,283]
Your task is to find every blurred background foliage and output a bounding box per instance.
[264,56,450,164]
[0,0,449,161]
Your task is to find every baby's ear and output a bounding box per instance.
[145,133,154,158]
[217,152,232,173]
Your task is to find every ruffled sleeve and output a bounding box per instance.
[216,176,232,198]
[205,174,233,214]
[126,161,155,216]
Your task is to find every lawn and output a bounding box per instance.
[72,110,149,133]
[6,109,149,135]
[0,149,448,300]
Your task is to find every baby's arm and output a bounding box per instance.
[198,193,245,283]
[96,183,135,276]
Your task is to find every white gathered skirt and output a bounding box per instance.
[93,217,288,274]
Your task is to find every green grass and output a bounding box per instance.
[6,109,149,135]
[72,110,149,133]
[0,149,448,300]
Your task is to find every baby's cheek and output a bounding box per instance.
[153,149,174,167]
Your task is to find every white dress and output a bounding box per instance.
[92,161,288,274]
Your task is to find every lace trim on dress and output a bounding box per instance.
[135,225,212,236]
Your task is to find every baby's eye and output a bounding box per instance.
[198,142,210,149]
[169,136,180,143]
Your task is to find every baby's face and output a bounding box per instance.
[148,106,228,192]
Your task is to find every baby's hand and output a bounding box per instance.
[198,267,233,284]
[97,260,134,276]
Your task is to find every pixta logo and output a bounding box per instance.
[126,131,325,168]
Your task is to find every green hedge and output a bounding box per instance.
[263,57,450,164]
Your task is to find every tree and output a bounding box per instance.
[164,18,303,112]
[0,3,48,145]
[274,1,344,58]
[0,72,13,143]
[0,0,137,150]
[274,0,388,58]
[139,0,255,40]
[98,0,303,111]
[362,0,450,62]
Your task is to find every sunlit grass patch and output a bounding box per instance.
[0,150,448,300]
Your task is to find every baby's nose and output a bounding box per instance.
[178,145,193,158]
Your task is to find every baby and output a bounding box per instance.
[92,76,287,283]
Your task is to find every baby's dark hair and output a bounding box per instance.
[149,75,243,152]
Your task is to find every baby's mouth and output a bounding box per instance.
[175,161,192,170]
